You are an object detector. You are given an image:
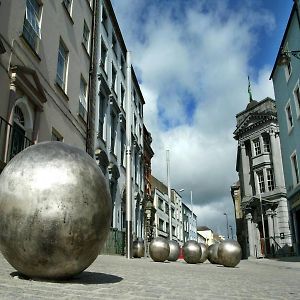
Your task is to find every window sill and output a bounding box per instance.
[62,2,74,25]
[19,35,41,62]
[55,82,69,101]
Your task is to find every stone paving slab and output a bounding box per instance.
[0,254,300,299]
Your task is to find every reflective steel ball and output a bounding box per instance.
[149,237,170,262]
[183,240,201,264]
[198,243,208,263]
[0,142,112,279]
[208,243,220,264]
[133,240,145,258]
[168,240,180,261]
[218,240,242,267]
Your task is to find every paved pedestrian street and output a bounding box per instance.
[0,253,300,300]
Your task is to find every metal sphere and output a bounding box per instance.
[167,240,180,261]
[208,243,220,264]
[218,240,242,267]
[149,237,170,262]
[133,240,145,258]
[183,240,201,264]
[198,243,208,263]
[0,142,112,279]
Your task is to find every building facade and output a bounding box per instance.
[270,2,300,255]
[182,202,197,242]
[0,0,93,172]
[234,97,292,258]
[151,176,183,244]
[92,0,145,241]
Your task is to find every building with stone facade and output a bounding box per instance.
[270,1,300,255]
[0,0,93,172]
[234,97,292,258]
[231,181,248,258]
[197,226,214,246]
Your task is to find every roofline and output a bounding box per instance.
[131,67,145,104]
[270,3,296,80]
[235,97,275,118]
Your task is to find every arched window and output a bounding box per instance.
[14,105,25,127]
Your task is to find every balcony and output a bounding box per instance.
[0,116,33,170]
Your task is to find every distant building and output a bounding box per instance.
[151,176,183,244]
[182,202,197,242]
[234,97,292,258]
[270,1,300,255]
[197,226,214,246]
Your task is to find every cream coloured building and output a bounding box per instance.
[0,0,93,171]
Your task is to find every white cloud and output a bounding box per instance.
[112,0,276,235]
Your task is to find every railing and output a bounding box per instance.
[0,116,33,165]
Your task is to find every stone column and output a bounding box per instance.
[266,209,274,255]
[269,131,284,189]
[241,142,251,196]
[246,213,255,257]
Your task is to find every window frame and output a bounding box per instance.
[266,168,275,191]
[56,39,69,92]
[257,170,265,193]
[285,100,294,134]
[79,76,88,120]
[253,138,261,156]
[22,0,43,52]
[291,151,300,187]
[82,20,90,52]
[293,80,300,119]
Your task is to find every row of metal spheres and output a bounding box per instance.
[134,237,242,268]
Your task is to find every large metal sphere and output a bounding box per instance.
[183,240,201,264]
[167,240,180,261]
[198,243,208,263]
[208,243,220,264]
[218,240,242,267]
[0,142,112,279]
[133,240,145,258]
[149,237,170,262]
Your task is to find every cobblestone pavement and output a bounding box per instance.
[0,253,300,300]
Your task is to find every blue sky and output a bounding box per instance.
[111,0,294,236]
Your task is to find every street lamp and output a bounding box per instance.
[224,213,229,239]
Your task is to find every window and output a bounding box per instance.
[100,40,107,72]
[121,55,125,76]
[51,128,63,142]
[120,128,125,166]
[171,207,175,218]
[82,21,90,51]
[101,7,108,33]
[112,64,117,91]
[165,203,169,215]
[294,84,300,117]
[257,170,265,193]
[159,219,164,231]
[285,102,294,132]
[263,135,270,153]
[284,44,292,80]
[158,197,164,210]
[98,91,106,140]
[121,84,125,109]
[110,111,116,154]
[63,0,72,13]
[56,39,69,91]
[112,34,117,56]
[266,169,275,191]
[23,0,42,51]
[291,153,300,186]
[253,138,261,156]
[79,76,87,120]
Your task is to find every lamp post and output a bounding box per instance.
[166,150,172,240]
[224,213,229,239]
